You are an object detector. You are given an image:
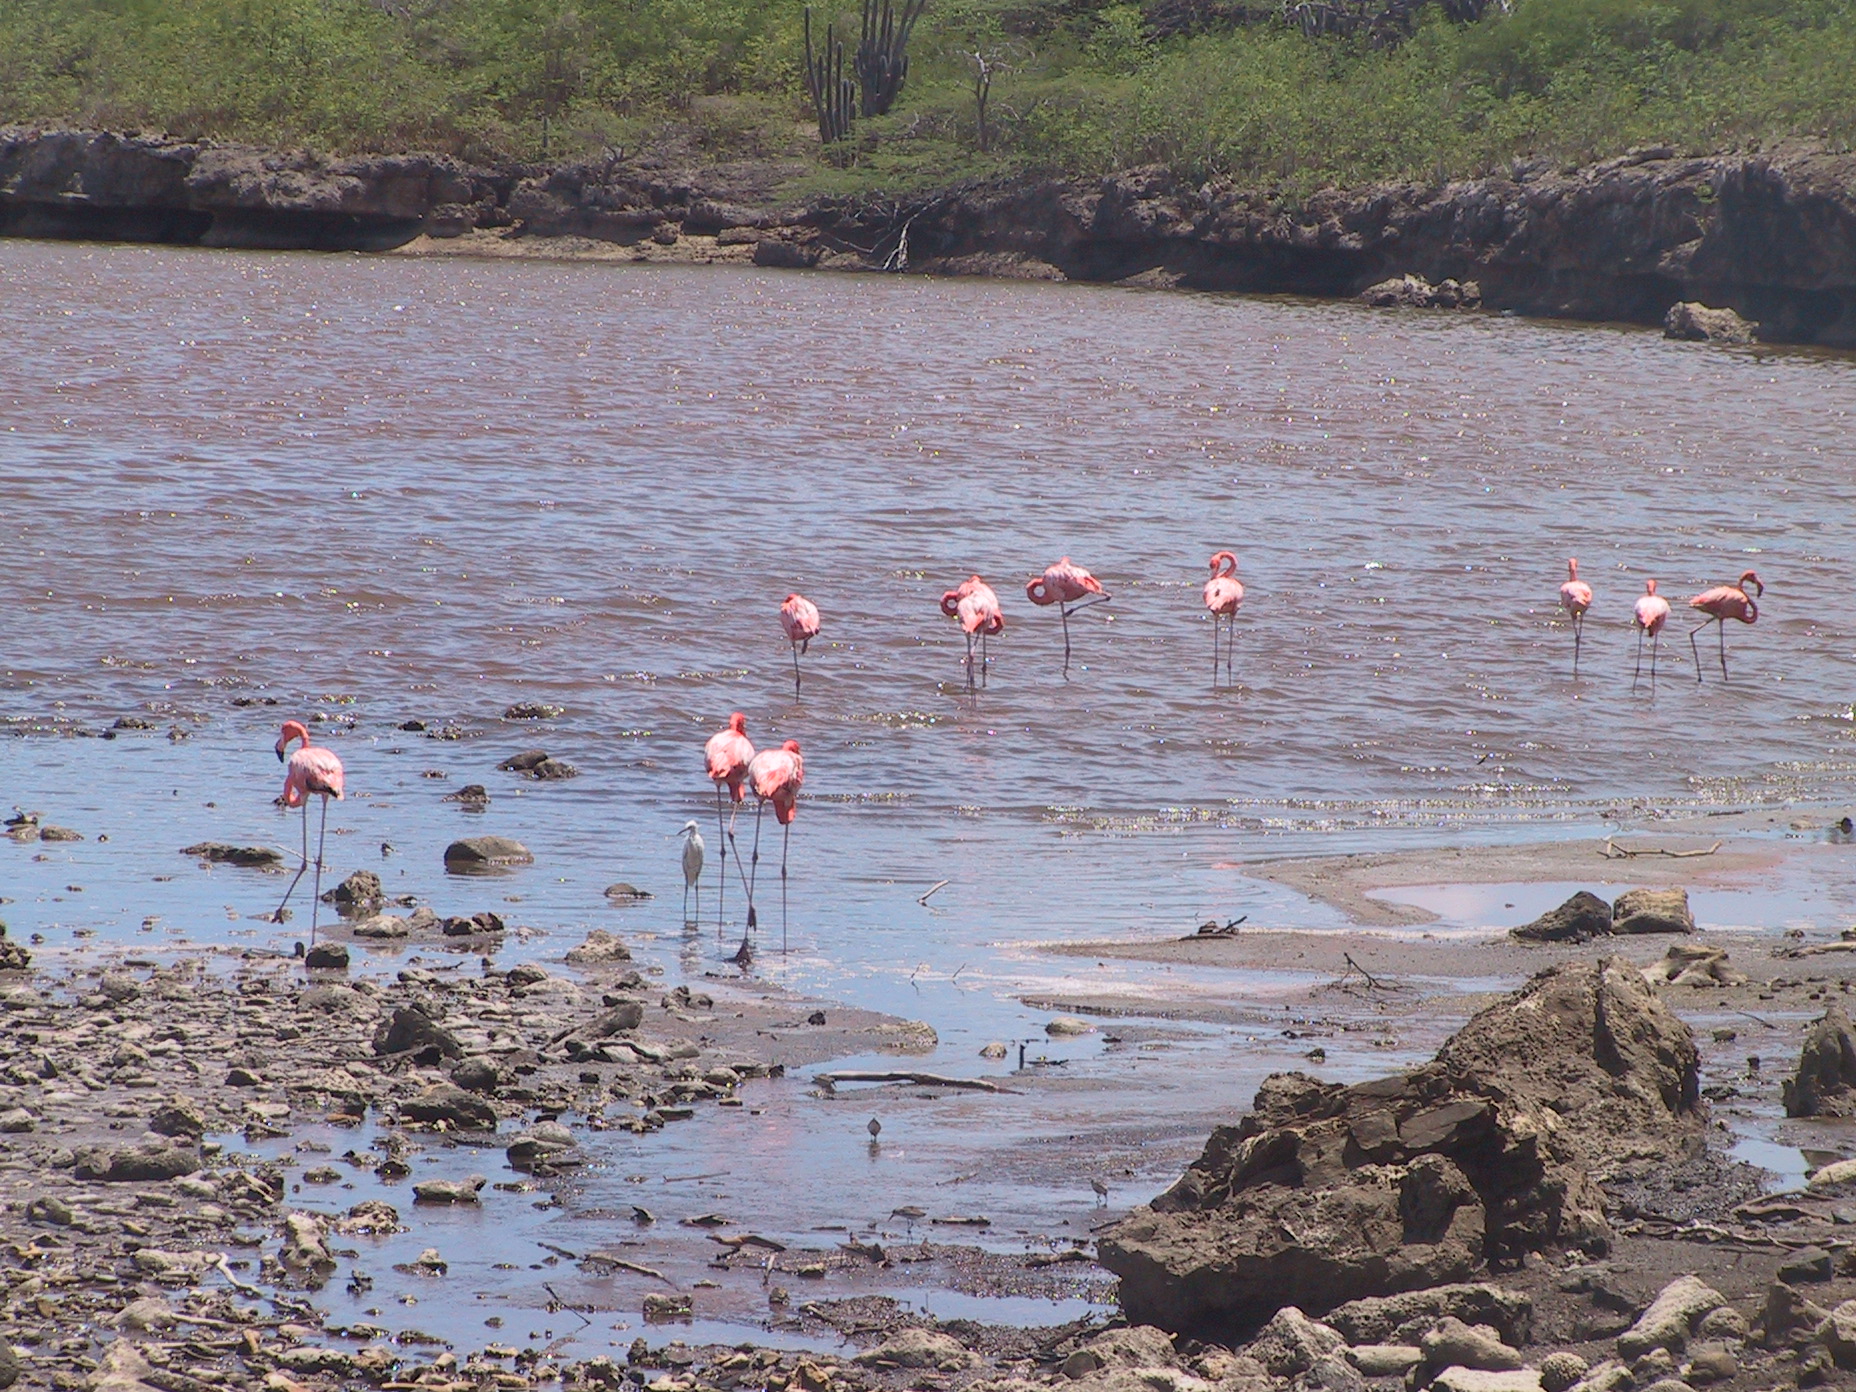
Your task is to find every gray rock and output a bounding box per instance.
[72,1142,199,1182]
[496,748,550,771]
[1247,1307,1346,1377]
[564,929,633,965]
[1680,1341,1737,1384]
[181,841,282,867]
[303,941,348,969]
[400,1083,495,1129]
[372,1004,463,1059]
[1779,1245,1835,1283]
[0,1334,15,1389]
[1511,891,1613,943]
[1345,1344,1421,1376]
[450,1058,498,1093]
[1421,1318,1524,1371]
[350,913,410,939]
[1430,1373,1542,1392]
[1784,1004,1856,1117]
[321,869,383,908]
[1663,302,1755,344]
[1610,887,1695,935]
[1539,1351,1588,1392]
[413,1174,486,1204]
[444,835,533,871]
[0,1107,34,1133]
[1617,1275,1726,1358]
[852,1328,979,1371]
[1327,1285,1534,1346]
[503,702,564,719]
[585,1002,645,1036]
[528,757,579,780]
[147,1098,205,1140]
[1046,1015,1097,1037]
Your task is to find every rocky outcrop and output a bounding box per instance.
[1663,300,1756,342]
[1783,1004,1856,1117]
[1510,888,1696,942]
[1099,959,1702,1341]
[7,128,1856,345]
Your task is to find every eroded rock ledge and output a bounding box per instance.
[1097,959,1704,1342]
[4,126,1855,345]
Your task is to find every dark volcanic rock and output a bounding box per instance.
[322,869,383,909]
[73,1141,200,1181]
[0,925,28,971]
[443,835,533,871]
[1099,959,1701,1340]
[373,1004,465,1059]
[182,841,283,867]
[401,1082,497,1129]
[1783,1004,1856,1117]
[1511,891,1614,944]
[1664,301,1757,342]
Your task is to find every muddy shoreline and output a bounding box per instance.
[8,824,1856,1390]
[4,127,1856,346]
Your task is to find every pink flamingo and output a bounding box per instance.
[704,712,756,931]
[1688,570,1763,681]
[780,593,821,697]
[272,720,345,938]
[742,739,804,957]
[1559,558,1594,675]
[1202,551,1245,684]
[941,575,1005,689]
[1025,557,1109,676]
[1632,579,1671,690]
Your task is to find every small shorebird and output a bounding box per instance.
[1559,558,1593,675]
[941,575,1004,690]
[867,1118,882,1141]
[1203,551,1245,685]
[704,713,755,931]
[272,720,344,939]
[1688,570,1762,681]
[1026,557,1109,676]
[1632,579,1671,690]
[779,593,821,697]
[1091,1178,1109,1207]
[678,821,705,925]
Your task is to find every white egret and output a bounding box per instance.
[678,820,705,924]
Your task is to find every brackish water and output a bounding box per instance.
[4,238,1856,1352]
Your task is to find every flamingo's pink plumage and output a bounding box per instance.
[705,712,756,803]
[1203,551,1244,618]
[749,740,804,826]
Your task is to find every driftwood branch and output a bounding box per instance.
[815,1069,1001,1092]
[1599,839,1723,860]
[578,1252,677,1284]
[918,878,949,904]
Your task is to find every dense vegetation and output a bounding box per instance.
[4,0,1855,193]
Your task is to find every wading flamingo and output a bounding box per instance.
[1025,557,1109,676]
[780,593,821,697]
[678,821,705,925]
[742,738,804,957]
[704,712,755,932]
[1202,551,1245,684]
[1559,558,1593,675]
[1688,570,1762,681]
[1632,579,1671,691]
[941,575,1004,690]
[272,720,344,939]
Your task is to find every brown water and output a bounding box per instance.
[5,238,1856,1351]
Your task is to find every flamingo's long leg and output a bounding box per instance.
[273,801,310,923]
[310,795,329,943]
[1632,627,1645,692]
[744,802,765,936]
[780,821,790,955]
[714,784,729,939]
[1719,620,1729,679]
[791,642,802,698]
[1572,613,1582,677]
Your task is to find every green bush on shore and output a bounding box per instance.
[3,0,1855,191]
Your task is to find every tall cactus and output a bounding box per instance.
[856,0,927,117]
[804,9,856,144]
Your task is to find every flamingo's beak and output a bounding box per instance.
[274,746,286,763]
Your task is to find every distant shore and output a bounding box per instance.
[6,126,1856,347]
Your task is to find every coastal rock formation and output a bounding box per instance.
[1511,891,1613,944]
[1783,1004,1856,1117]
[1663,301,1757,343]
[7,128,1856,345]
[1099,959,1702,1340]
[1609,888,1695,935]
